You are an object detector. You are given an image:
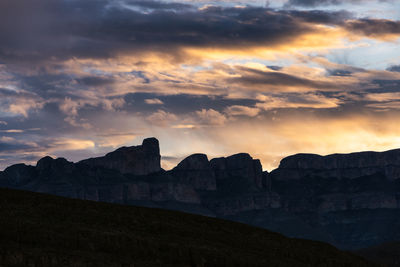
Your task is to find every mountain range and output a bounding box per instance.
[1,137,399,250]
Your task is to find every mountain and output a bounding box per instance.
[1,137,399,250]
[0,187,375,267]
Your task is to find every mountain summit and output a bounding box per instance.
[80,137,161,175]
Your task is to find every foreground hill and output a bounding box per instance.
[0,188,374,267]
[356,242,400,267]
[1,137,400,249]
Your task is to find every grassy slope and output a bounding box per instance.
[0,188,375,267]
[356,242,400,267]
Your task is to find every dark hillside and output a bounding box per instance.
[356,242,400,266]
[0,188,374,267]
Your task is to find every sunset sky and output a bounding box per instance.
[1,0,400,171]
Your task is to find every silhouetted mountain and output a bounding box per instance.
[0,187,375,267]
[1,137,400,250]
[80,137,161,175]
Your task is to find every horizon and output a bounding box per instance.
[1,0,400,171]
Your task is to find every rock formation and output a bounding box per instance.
[171,154,216,191]
[1,137,400,249]
[2,164,36,186]
[272,149,400,181]
[79,137,161,175]
[210,153,263,189]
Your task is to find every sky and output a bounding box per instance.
[0,0,400,171]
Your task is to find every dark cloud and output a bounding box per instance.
[0,142,36,152]
[387,65,400,72]
[327,69,353,77]
[130,71,150,84]
[230,67,337,90]
[76,76,116,87]
[267,66,283,71]
[369,80,400,92]
[284,0,376,7]
[0,0,395,65]
[287,10,351,24]
[125,0,192,10]
[0,0,354,64]
[123,93,260,114]
[286,0,346,6]
[344,19,400,37]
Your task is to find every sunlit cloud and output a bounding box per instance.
[0,0,400,171]
[225,105,261,117]
[145,98,164,105]
[0,129,24,133]
[96,133,138,148]
[146,110,178,127]
[256,93,342,110]
[50,139,95,151]
[196,109,227,125]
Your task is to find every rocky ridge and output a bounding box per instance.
[1,137,400,249]
[79,137,161,175]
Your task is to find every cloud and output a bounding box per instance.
[50,139,95,151]
[229,66,339,91]
[0,141,38,153]
[0,1,356,64]
[0,0,399,172]
[171,124,196,129]
[0,130,24,133]
[327,69,353,77]
[0,136,15,142]
[256,93,342,110]
[286,0,343,6]
[387,65,400,72]
[145,98,164,105]
[123,93,259,114]
[96,133,138,148]
[344,19,400,39]
[146,110,178,126]
[76,76,116,87]
[102,98,126,111]
[60,97,80,116]
[267,66,283,71]
[196,108,227,125]
[8,99,43,117]
[0,88,45,117]
[364,92,400,110]
[225,105,260,117]
[125,0,192,10]
[59,97,92,128]
[284,0,384,7]
[161,155,183,170]
[0,0,397,71]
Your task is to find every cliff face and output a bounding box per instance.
[267,151,400,248]
[79,137,161,175]
[210,153,264,189]
[1,138,400,249]
[170,154,217,191]
[273,149,400,181]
